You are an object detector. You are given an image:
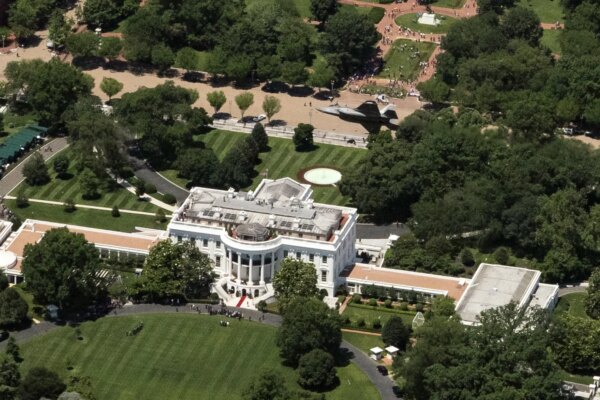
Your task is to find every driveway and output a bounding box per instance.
[128,156,189,203]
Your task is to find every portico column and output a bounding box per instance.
[249,256,254,285]
[237,252,242,283]
[270,251,275,280]
[260,254,265,285]
[227,248,232,276]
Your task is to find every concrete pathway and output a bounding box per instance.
[6,303,400,400]
[342,328,382,337]
[559,283,588,297]
[116,177,177,212]
[2,196,163,216]
[0,138,69,197]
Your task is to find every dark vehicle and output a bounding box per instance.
[347,139,356,144]
[376,365,388,376]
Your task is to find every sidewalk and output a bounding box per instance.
[3,196,166,217]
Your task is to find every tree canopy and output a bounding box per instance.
[272,259,318,312]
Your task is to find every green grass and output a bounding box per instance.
[163,129,366,206]
[2,111,37,136]
[433,0,467,8]
[517,0,564,23]
[378,39,437,80]
[554,293,590,319]
[246,0,311,18]
[20,314,380,400]
[342,331,384,354]
[7,200,167,232]
[342,303,416,328]
[174,50,211,72]
[541,29,562,54]
[557,368,595,385]
[395,14,459,34]
[10,150,162,213]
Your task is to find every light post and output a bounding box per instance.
[1,36,5,49]
[330,79,335,95]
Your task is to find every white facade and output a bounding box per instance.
[167,178,357,298]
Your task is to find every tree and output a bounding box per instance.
[98,37,123,62]
[293,123,314,151]
[133,240,215,302]
[235,92,254,121]
[244,369,290,400]
[430,296,456,318]
[83,0,129,29]
[8,0,36,41]
[0,272,7,292]
[297,349,336,390]
[251,123,269,152]
[272,259,318,313]
[22,152,50,186]
[100,77,123,101]
[281,62,308,86]
[220,142,254,189]
[19,367,66,400]
[151,44,175,75]
[586,269,600,319]
[0,353,20,399]
[262,96,281,124]
[5,338,21,364]
[308,59,335,91]
[0,288,29,329]
[48,10,71,48]
[21,228,106,310]
[176,47,199,74]
[501,6,543,46]
[15,192,28,208]
[174,148,222,187]
[66,32,100,59]
[551,314,600,374]
[207,91,227,114]
[310,0,338,24]
[381,316,410,351]
[416,78,450,104]
[111,205,120,218]
[64,199,76,213]
[79,168,101,200]
[53,154,70,179]
[276,297,342,366]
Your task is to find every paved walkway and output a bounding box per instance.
[6,303,400,400]
[342,328,382,337]
[0,138,69,197]
[2,196,164,216]
[128,156,190,204]
[559,283,588,297]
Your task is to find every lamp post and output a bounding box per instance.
[1,36,5,49]
[330,79,335,95]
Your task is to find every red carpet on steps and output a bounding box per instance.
[236,295,247,308]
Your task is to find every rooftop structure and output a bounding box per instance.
[455,263,558,325]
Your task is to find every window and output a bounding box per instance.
[215,256,221,267]
[190,237,196,244]
[216,241,221,249]
[177,236,182,243]
[296,252,301,259]
[283,250,288,258]
[203,239,208,247]
[321,270,327,282]
[322,255,327,264]
[309,254,314,262]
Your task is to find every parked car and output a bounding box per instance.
[376,365,388,376]
[253,114,266,122]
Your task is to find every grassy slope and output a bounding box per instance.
[541,29,561,54]
[342,303,416,328]
[162,129,366,206]
[20,314,380,400]
[379,39,437,80]
[342,331,385,354]
[394,14,459,34]
[7,200,167,232]
[517,0,565,23]
[10,150,160,213]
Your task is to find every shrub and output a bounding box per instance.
[384,299,393,308]
[343,315,351,325]
[64,199,76,213]
[357,317,365,327]
[155,209,167,223]
[368,298,378,307]
[162,193,177,205]
[494,247,510,265]
[319,288,329,300]
[144,183,157,194]
[257,300,267,312]
[297,349,337,390]
[111,206,120,217]
[352,294,362,304]
[399,302,409,311]
[16,192,28,208]
[372,319,382,330]
[209,292,220,301]
[460,248,475,266]
[415,303,424,312]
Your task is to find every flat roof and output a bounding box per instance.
[529,283,559,309]
[456,263,540,324]
[343,264,469,301]
[2,220,163,270]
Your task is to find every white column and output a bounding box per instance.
[260,254,265,285]
[249,256,254,285]
[270,251,275,280]
[237,252,242,283]
[227,249,232,276]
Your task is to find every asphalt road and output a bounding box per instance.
[128,156,189,204]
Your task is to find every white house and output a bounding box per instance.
[167,178,358,299]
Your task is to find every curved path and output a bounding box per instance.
[6,303,400,400]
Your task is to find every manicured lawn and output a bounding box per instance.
[343,331,384,354]
[557,368,595,385]
[7,200,167,232]
[378,39,437,80]
[554,292,589,319]
[2,111,37,136]
[434,0,467,8]
[20,314,380,400]
[162,129,366,206]
[395,14,459,34]
[541,29,562,54]
[174,50,211,73]
[10,150,162,213]
[342,303,416,328]
[517,0,565,23]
